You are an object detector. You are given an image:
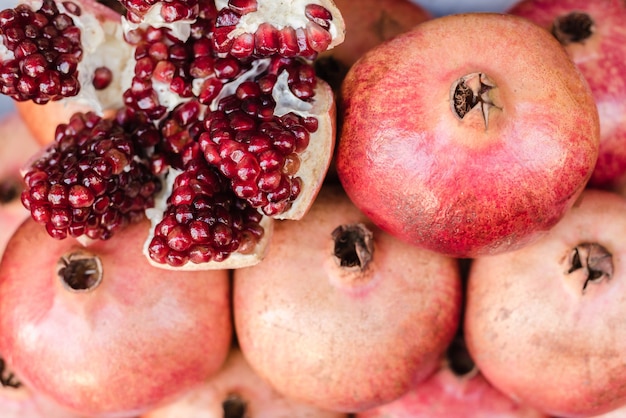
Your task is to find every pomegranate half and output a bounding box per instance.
[1,0,347,270]
[336,12,600,258]
[233,185,462,412]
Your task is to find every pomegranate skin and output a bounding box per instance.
[356,362,548,418]
[142,348,347,418]
[233,185,462,413]
[465,190,626,417]
[316,0,431,89]
[508,0,626,190]
[0,218,232,418]
[336,13,600,258]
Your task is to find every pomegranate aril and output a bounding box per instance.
[21,112,161,241]
[304,4,332,30]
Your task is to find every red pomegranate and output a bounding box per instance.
[465,189,626,417]
[142,348,348,418]
[336,12,600,258]
[316,0,431,90]
[233,185,462,413]
[0,217,232,417]
[355,334,549,418]
[507,0,626,190]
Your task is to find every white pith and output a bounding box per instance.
[214,0,345,50]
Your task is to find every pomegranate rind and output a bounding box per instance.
[275,77,336,220]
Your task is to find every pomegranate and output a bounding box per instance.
[0,112,40,255]
[142,348,347,418]
[233,185,462,413]
[336,12,600,258]
[0,217,232,417]
[355,334,548,418]
[465,189,626,417]
[315,0,431,90]
[2,0,346,270]
[508,0,626,190]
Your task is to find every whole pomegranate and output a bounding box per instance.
[0,217,232,417]
[465,189,626,417]
[233,185,462,413]
[508,0,626,190]
[336,12,600,258]
[315,0,431,90]
[0,112,40,255]
[142,348,347,418]
[1,0,346,270]
[355,334,548,418]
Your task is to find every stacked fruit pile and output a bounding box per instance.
[1,0,626,417]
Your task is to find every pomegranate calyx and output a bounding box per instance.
[452,72,499,129]
[551,12,595,45]
[0,177,20,204]
[57,250,103,292]
[331,223,373,271]
[445,333,478,379]
[566,242,613,293]
[0,358,21,389]
[222,393,248,418]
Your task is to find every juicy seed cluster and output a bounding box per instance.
[121,0,201,24]
[123,12,249,121]
[148,142,264,267]
[0,0,85,104]
[214,1,334,59]
[201,96,317,216]
[20,112,162,240]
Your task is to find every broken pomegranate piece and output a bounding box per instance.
[20,111,162,241]
[0,0,133,111]
[145,141,271,269]
[6,0,345,270]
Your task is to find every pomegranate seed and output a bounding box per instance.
[254,23,279,56]
[304,4,332,30]
[92,66,112,90]
[228,0,257,15]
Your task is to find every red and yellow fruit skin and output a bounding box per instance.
[336,13,600,258]
[465,190,626,417]
[233,185,462,413]
[356,361,549,418]
[508,0,626,190]
[0,218,232,418]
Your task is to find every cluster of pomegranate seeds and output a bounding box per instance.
[148,142,264,267]
[213,1,335,59]
[122,10,257,122]
[201,100,316,216]
[120,0,201,23]
[20,111,162,240]
[0,0,87,104]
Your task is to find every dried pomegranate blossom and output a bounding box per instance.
[0,0,86,103]
[20,111,162,240]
